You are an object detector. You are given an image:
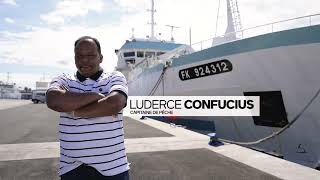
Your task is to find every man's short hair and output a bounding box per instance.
[74,36,101,54]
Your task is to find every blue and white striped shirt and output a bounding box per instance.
[48,70,129,176]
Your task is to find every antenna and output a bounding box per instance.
[131,28,135,39]
[215,0,221,37]
[147,0,156,39]
[166,25,180,42]
[6,72,10,84]
[41,73,46,81]
[189,27,192,46]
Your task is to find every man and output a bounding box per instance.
[46,36,130,180]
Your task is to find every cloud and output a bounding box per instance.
[1,0,320,78]
[0,24,130,73]
[4,17,15,24]
[0,26,77,67]
[40,0,105,25]
[114,0,149,13]
[57,59,70,66]
[0,0,17,6]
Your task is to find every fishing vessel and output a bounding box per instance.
[115,0,320,169]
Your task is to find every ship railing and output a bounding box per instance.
[191,13,320,51]
[130,57,157,73]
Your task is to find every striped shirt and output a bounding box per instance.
[48,70,129,176]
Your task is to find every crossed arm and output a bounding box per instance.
[46,86,127,118]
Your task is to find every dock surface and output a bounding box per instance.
[0,100,319,180]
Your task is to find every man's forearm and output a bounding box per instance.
[46,89,104,112]
[74,92,126,118]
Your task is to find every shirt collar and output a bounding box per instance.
[76,68,103,82]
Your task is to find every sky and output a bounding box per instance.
[0,0,320,89]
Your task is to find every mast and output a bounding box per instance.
[131,28,135,39]
[6,72,10,84]
[212,0,242,46]
[148,0,156,39]
[215,0,221,37]
[189,27,192,46]
[226,0,242,38]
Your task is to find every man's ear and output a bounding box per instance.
[99,54,103,63]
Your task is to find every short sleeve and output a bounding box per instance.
[47,74,69,93]
[109,71,128,98]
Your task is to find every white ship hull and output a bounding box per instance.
[127,25,320,168]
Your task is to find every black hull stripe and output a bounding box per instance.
[61,148,125,159]
[87,155,126,165]
[102,162,128,172]
[59,120,122,127]
[59,127,123,134]
[60,134,124,142]
[61,141,124,150]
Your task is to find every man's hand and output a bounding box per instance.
[73,91,126,119]
[46,88,105,112]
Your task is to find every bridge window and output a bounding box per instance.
[137,51,144,58]
[145,51,155,58]
[125,59,135,64]
[123,51,135,57]
[156,52,165,56]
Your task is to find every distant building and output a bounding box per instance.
[0,81,21,99]
[36,81,49,90]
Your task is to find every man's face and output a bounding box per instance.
[74,39,103,77]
